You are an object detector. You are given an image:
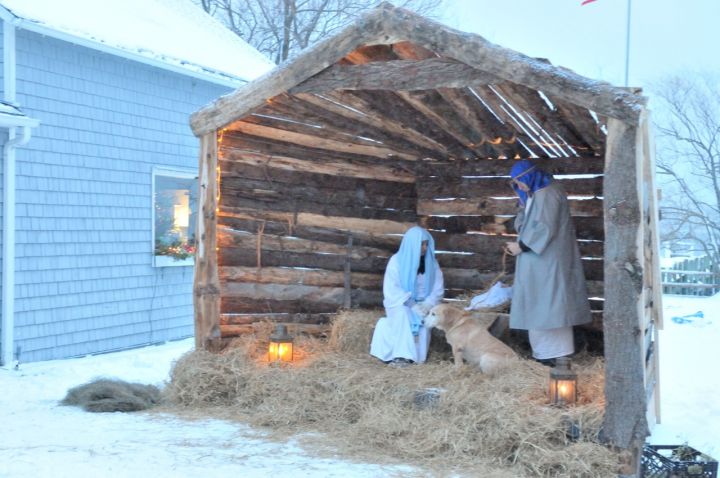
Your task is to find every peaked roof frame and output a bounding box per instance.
[190,2,646,136]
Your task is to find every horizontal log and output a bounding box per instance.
[220,266,383,290]
[219,206,416,235]
[217,265,603,297]
[416,156,604,177]
[432,232,603,258]
[417,197,603,216]
[220,159,416,199]
[226,120,416,160]
[220,148,415,183]
[221,282,383,304]
[220,322,332,338]
[221,176,416,211]
[220,194,417,223]
[416,176,603,199]
[219,246,390,274]
[221,313,335,326]
[218,216,401,252]
[218,227,390,261]
[424,215,605,241]
[291,58,502,94]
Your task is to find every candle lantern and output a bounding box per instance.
[268,324,293,363]
[548,357,577,406]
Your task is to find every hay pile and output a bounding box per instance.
[61,378,161,412]
[165,311,617,477]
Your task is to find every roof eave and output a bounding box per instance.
[2,14,249,88]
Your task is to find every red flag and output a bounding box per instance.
[581,0,598,4]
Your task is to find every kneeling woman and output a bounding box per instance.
[370,226,444,365]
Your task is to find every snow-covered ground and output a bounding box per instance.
[648,293,720,457]
[1,293,718,477]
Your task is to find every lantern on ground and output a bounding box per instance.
[268,324,293,363]
[548,357,577,406]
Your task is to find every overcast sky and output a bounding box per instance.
[441,0,719,89]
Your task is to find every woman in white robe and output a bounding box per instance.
[370,226,444,364]
[504,160,592,364]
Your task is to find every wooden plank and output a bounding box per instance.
[417,197,603,216]
[394,89,498,157]
[290,58,502,93]
[219,247,390,274]
[220,148,415,183]
[218,227,391,261]
[220,313,334,326]
[220,322,332,338]
[218,216,400,252]
[416,176,603,198]
[218,206,416,235]
[493,82,592,156]
[424,215,604,241]
[225,120,416,160]
[346,90,476,159]
[546,95,606,154]
[221,176,416,212]
[221,288,382,314]
[219,161,416,198]
[268,94,441,159]
[436,87,526,159]
[219,266,383,290]
[601,114,649,456]
[431,231,603,258]
[295,92,449,156]
[416,156,604,176]
[194,132,222,351]
[219,191,418,223]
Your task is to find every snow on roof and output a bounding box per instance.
[0,0,275,85]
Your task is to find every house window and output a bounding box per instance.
[152,167,198,267]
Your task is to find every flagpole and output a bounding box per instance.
[624,0,632,86]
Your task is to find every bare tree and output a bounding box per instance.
[196,0,445,64]
[653,73,720,270]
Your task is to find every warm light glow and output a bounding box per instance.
[268,339,293,362]
[548,357,578,407]
[173,203,190,228]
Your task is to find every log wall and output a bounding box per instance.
[216,131,607,338]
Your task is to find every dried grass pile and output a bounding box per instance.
[165,311,617,477]
[61,378,161,412]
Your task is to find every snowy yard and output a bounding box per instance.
[1,293,718,478]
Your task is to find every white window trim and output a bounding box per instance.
[152,166,198,268]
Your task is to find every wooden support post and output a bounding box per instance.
[194,132,222,351]
[343,235,354,309]
[601,113,649,476]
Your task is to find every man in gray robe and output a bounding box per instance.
[504,160,592,365]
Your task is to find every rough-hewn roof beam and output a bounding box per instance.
[290,58,500,93]
[379,5,646,125]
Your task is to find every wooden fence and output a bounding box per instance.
[661,255,720,296]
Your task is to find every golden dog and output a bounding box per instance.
[424,304,517,373]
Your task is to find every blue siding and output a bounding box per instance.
[11,30,231,362]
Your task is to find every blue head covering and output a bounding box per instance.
[510,160,553,206]
[396,226,437,336]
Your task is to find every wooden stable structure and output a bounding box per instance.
[189,4,662,474]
